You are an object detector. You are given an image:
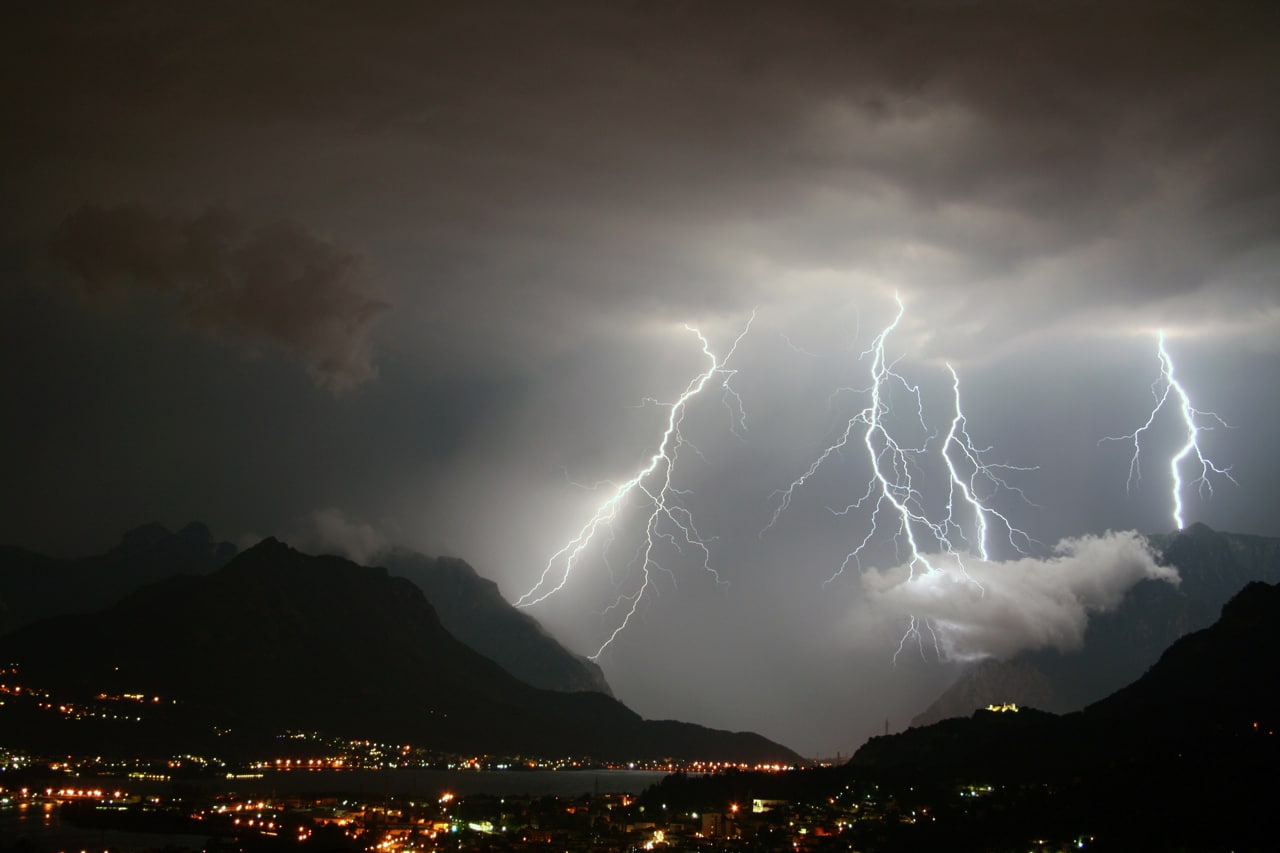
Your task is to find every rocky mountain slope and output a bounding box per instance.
[382,551,612,696]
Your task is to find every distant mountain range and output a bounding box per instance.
[855,577,1280,772]
[0,522,237,635]
[637,577,1280,850]
[0,523,611,698]
[911,523,1280,726]
[0,537,797,763]
[850,579,1280,849]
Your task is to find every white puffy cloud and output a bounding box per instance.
[859,530,1178,661]
[308,508,391,566]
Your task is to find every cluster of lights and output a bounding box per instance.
[37,699,143,722]
[0,682,49,698]
[3,677,176,724]
[252,757,348,770]
[167,753,224,769]
[0,775,1118,851]
[31,787,127,801]
[682,760,794,773]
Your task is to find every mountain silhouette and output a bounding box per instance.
[3,524,612,699]
[381,550,612,696]
[1085,579,1280,734]
[643,578,1280,851]
[856,577,1280,773]
[0,538,797,763]
[0,522,236,634]
[911,523,1280,726]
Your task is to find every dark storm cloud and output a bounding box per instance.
[5,1,1280,757]
[7,2,1278,369]
[51,204,388,391]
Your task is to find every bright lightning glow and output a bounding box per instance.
[942,364,1038,563]
[766,293,1033,661]
[836,294,939,581]
[516,314,755,659]
[1103,331,1236,530]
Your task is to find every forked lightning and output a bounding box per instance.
[1103,331,1236,530]
[516,315,755,659]
[766,294,1033,660]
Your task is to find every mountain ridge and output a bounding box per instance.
[0,521,237,635]
[0,537,798,763]
[1,523,613,700]
[858,576,1280,774]
[910,523,1280,727]
[381,550,612,696]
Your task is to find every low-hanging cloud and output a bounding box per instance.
[51,203,389,391]
[859,530,1178,662]
[307,508,393,566]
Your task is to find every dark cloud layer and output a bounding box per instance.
[6,2,1278,366]
[51,204,387,391]
[3,1,1280,756]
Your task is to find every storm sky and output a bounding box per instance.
[4,1,1279,757]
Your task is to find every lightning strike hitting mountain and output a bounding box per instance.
[1103,331,1236,530]
[515,315,755,659]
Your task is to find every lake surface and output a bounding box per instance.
[0,812,209,853]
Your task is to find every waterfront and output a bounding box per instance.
[2,770,671,852]
[0,810,208,853]
[10,767,671,799]
[207,768,670,798]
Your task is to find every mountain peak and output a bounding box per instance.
[908,527,1280,724]
[245,535,288,553]
[1085,579,1280,730]
[1170,520,1219,541]
[1219,579,1280,628]
[119,521,172,549]
[0,541,797,762]
[381,550,614,697]
[176,521,213,546]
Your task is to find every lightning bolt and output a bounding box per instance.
[832,293,940,581]
[1102,331,1236,530]
[941,363,1038,563]
[516,314,755,659]
[765,293,1033,661]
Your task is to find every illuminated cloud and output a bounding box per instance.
[860,530,1178,662]
[309,508,391,566]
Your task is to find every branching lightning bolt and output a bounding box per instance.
[516,314,755,659]
[1102,331,1236,530]
[765,293,1033,661]
[830,295,940,582]
[941,364,1038,563]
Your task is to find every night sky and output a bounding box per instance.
[4,2,1279,757]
